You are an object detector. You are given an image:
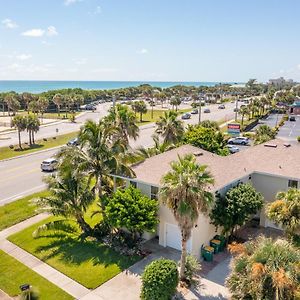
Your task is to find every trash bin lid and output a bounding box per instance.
[204,246,214,252]
[211,239,221,244]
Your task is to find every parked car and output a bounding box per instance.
[85,104,96,111]
[181,113,191,120]
[41,158,58,172]
[191,109,198,114]
[233,108,240,112]
[218,104,225,109]
[203,108,211,113]
[227,137,249,145]
[289,116,296,121]
[226,144,240,153]
[67,138,79,146]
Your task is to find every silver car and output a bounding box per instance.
[227,137,249,145]
[41,158,58,172]
[226,145,240,153]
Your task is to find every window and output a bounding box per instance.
[288,180,298,188]
[129,181,137,188]
[151,186,159,200]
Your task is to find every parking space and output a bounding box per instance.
[277,115,300,142]
[250,114,283,132]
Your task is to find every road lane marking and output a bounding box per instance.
[0,168,41,183]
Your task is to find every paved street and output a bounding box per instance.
[277,115,300,143]
[0,102,240,205]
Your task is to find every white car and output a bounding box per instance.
[41,158,58,172]
[227,137,249,145]
[226,145,240,153]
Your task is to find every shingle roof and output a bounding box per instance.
[131,140,300,190]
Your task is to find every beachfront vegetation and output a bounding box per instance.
[0,250,72,300]
[226,236,300,300]
[254,124,276,145]
[159,154,214,282]
[210,183,264,240]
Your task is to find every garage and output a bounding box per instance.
[165,223,192,252]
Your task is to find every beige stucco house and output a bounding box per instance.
[113,139,300,258]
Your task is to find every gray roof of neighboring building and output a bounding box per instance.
[130,140,300,190]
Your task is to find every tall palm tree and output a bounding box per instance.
[37,96,49,123]
[155,110,184,144]
[159,154,214,281]
[11,115,26,149]
[4,93,20,116]
[52,93,63,116]
[58,120,135,219]
[105,104,139,145]
[239,106,249,125]
[22,92,34,113]
[266,188,300,237]
[135,100,147,122]
[26,115,40,145]
[36,160,94,235]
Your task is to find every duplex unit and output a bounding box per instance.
[114,140,300,258]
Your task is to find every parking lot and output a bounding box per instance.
[277,115,300,143]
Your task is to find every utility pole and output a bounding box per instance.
[235,96,238,122]
[198,94,202,124]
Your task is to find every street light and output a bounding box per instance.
[198,93,203,124]
[235,96,239,122]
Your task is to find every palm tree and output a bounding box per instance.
[52,93,63,116]
[58,120,134,220]
[37,96,49,123]
[75,94,84,111]
[266,188,300,237]
[254,124,276,145]
[170,96,181,111]
[159,154,214,281]
[22,92,34,113]
[155,110,184,144]
[149,100,155,119]
[105,104,139,145]
[226,236,300,300]
[135,100,147,122]
[239,106,249,125]
[26,115,40,145]
[4,93,20,116]
[11,115,26,149]
[36,160,94,235]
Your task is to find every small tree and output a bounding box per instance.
[135,100,147,122]
[266,188,300,238]
[11,115,26,149]
[210,183,264,239]
[106,185,158,242]
[141,259,179,300]
[254,124,276,145]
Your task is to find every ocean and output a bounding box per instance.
[0,80,237,94]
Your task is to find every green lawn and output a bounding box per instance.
[0,131,78,161]
[0,250,73,300]
[0,191,50,231]
[8,215,140,289]
[18,111,80,120]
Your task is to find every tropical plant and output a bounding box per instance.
[141,259,179,300]
[25,115,40,145]
[183,125,229,155]
[35,158,94,235]
[239,105,249,125]
[37,96,49,122]
[4,92,20,116]
[11,115,26,149]
[105,104,139,145]
[199,120,219,130]
[182,254,201,286]
[155,110,184,144]
[266,188,300,238]
[52,93,63,116]
[226,236,300,300]
[22,92,34,113]
[159,154,214,281]
[134,100,147,122]
[254,124,276,145]
[210,183,264,239]
[106,185,158,242]
[170,96,181,111]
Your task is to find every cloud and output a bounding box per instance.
[46,26,58,36]
[16,54,32,60]
[2,18,18,29]
[21,28,45,37]
[74,58,87,65]
[137,48,148,54]
[64,0,82,6]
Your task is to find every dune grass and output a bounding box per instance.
[0,191,50,231]
[0,250,73,300]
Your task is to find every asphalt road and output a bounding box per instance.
[277,115,300,142]
[0,101,240,205]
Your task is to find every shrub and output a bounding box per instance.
[9,144,14,149]
[297,136,300,142]
[183,255,201,286]
[141,259,179,300]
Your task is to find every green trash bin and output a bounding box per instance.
[201,245,214,262]
[214,235,226,251]
[210,239,221,254]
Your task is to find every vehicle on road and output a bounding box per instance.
[85,104,96,111]
[218,104,225,109]
[191,109,198,114]
[233,108,239,112]
[226,144,240,153]
[203,108,211,113]
[181,113,191,120]
[228,136,249,145]
[41,158,58,172]
[67,138,79,146]
[289,116,296,121]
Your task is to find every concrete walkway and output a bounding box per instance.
[0,289,13,300]
[0,214,90,299]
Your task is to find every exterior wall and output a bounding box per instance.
[250,173,294,228]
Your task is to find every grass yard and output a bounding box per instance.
[18,111,80,120]
[8,215,141,289]
[0,250,72,300]
[0,131,78,161]
[0,191,50,231]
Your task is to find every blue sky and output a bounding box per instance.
[0,0,300,82]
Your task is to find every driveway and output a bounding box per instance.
[80,240,230,300]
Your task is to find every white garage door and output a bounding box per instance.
[165,223,192,252]
[265,218,282,230]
